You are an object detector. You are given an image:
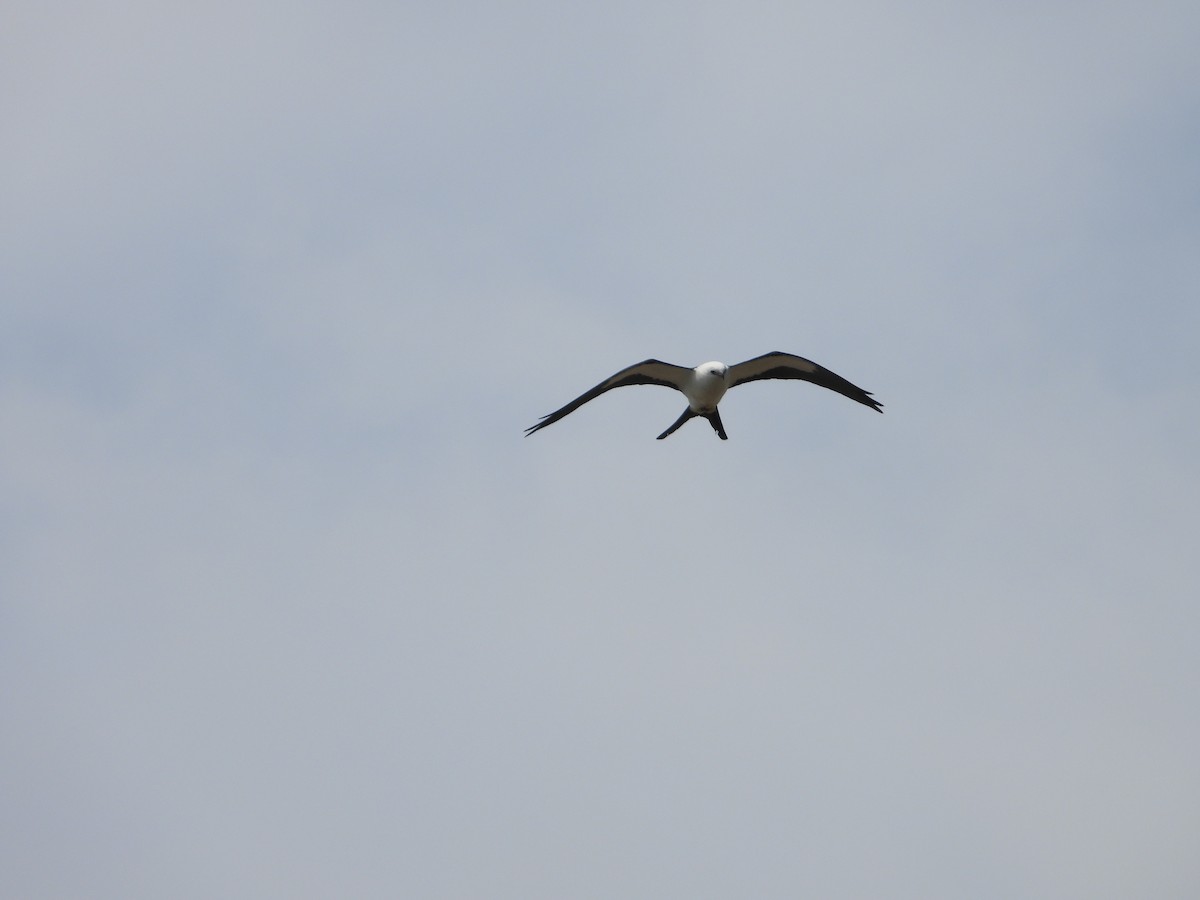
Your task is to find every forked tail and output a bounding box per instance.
[656,407,727,440]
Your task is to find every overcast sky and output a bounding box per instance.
[3,2,1199,897]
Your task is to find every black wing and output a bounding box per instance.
[728,351,882,412]
[525,359,693,436]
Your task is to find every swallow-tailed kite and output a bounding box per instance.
[525,351,882,440]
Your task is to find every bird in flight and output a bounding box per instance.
[525,351,882,440]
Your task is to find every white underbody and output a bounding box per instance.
[682,361,730,413]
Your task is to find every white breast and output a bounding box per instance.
[683,361,730,412]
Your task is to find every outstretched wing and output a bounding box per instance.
[525,359,693,436]
[729,351,883,412]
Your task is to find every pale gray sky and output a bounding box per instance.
[3,2,1199,897]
